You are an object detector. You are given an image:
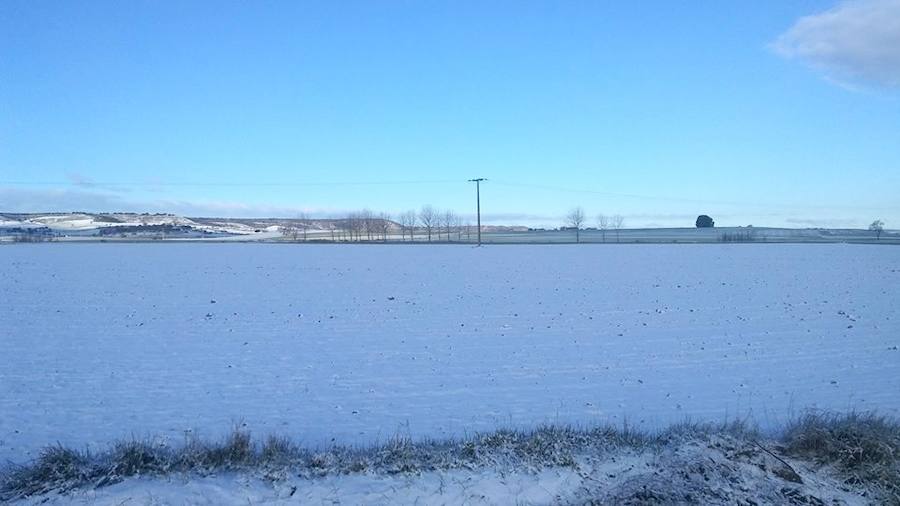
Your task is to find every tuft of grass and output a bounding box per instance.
[259,435,299,467]
[4,445,90,497]
[104,440,168,480]
[174,429,256,473]
[782,411,900,502]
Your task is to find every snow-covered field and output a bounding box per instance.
[1,243,899,468]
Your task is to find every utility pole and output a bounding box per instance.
[468,178,486,246]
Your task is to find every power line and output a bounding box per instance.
[489,180,900,212]
[3,177,895,213]
[0,179,463,187]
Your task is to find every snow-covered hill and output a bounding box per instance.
[0,213,267,236]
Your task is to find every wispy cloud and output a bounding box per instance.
[480,212,561,223]
[773,0,900,88]
[63,172,135,193]
[0,187,330,218]
[64,172,95,188]
[784,217,860,228]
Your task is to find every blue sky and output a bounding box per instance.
[2,0,899,227]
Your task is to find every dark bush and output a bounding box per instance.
[696,215,715,228]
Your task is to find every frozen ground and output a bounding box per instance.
[7,435,874,505]
[1,243,899,468]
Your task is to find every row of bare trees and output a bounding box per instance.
[342,210,393,241]
[565,207,625,243]
[281,210,393,242]
[401,206,470,242]
[281,212,309,241]
[281,206,475,242]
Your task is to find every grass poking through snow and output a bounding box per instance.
[783,412,900,503]
[1,412,897,503]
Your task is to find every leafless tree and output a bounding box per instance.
[611,214,625,243]
[397,211,416,240]
[597,214,609,243]
[465,221,472,242]
[870,219,885,240]
[361,209,375,241]
[281,223,299,241]
[377,212,391,241]
[399,210,417,241]
[340,216,350,241]
[443,210,457,241]
[349,211,366,241]
[419,205,437,242]
[298,212,309,241]
[346,212,357,241]
[344,212,353,241]
[566,207,586,243]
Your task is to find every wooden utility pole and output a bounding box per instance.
[468,178,486,246]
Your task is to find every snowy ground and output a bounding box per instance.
[5,428,879,505]
[1,243,899,469]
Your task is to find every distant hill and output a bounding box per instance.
[0,212,401,240]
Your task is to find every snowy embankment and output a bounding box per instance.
[4,413,898,504]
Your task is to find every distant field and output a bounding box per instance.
[478,226,898,244]
[1,243,899,465]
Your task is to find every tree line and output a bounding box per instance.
[564,207,625,243]
[280,208,890,243]
[281,206,475,242]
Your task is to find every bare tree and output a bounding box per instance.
[419,205,437,242]
[443,210,457,241]
[341,215,351,241]
[281,224,299,241]
[870,219,885,240]
[566,207,586,243]
[378,212,391,241]
[346,212,357,241]
[349,211,366,241]
[298,212,309,241]
[611,214,624,243]
[398,210,416,241]
[597,214,609,243]
[344,212,353,241]
[465,221,472,242]
[361,209,375,241]
[408,210,418,241]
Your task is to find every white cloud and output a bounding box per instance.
[773,0,900,88]
[0,187,330,218]
[784,216,860,228]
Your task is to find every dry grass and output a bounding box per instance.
[783,411,900,503]
[1,412,897,503]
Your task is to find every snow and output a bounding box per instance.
[0,213,253,236]
[1,243,899,467]
[24,213,185,230]
[8,436,872,505]
[9,467,579,505]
